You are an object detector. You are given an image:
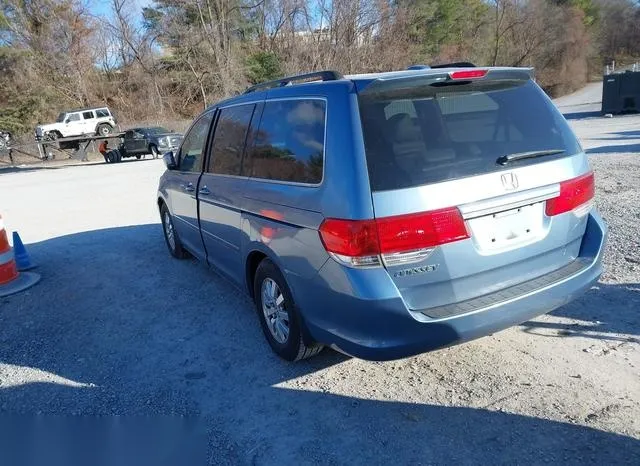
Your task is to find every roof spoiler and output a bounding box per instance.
[244,70,343,94]
[357,68,534,96]
[430,62,477,69]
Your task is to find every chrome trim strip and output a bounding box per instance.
[460,184,559,219]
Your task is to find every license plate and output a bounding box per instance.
[467,203,544,252]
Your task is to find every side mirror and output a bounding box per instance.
[163,151,177,170]
[64,119,69,124]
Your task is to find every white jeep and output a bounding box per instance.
[35,107,117,141]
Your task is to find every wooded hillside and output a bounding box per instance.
[1,0,639,134]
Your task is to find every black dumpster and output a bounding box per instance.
[602,70,640,114]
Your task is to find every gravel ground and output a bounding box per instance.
[0,84,638,465]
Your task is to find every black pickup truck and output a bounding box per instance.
[105,127,183,163]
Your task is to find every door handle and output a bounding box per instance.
[181,183,195,192]
[199,186,211,196]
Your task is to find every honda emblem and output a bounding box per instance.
[501,173,519,191]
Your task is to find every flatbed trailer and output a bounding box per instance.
[36,132,125,161]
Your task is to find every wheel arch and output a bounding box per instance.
[245,245,317,349]
[246,249,268,299]
[244,244,290,300]
[157,195,168,212]
[95,122,114,133]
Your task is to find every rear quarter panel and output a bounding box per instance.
[240,80,375,294]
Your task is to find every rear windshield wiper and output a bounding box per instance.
[496,149,565,166]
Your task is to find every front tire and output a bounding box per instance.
[253,259,323,361]
[160,203,188,259]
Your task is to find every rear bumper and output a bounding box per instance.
[292,211,607,361]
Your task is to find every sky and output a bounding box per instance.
[88,0,154,23]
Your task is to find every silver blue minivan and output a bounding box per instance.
[157,65,607,361]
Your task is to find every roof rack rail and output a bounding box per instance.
[430,62,476,69]
[407,65,431,70]
[244,70,343,94]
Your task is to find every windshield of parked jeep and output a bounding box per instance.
[56,113,66,123]
[359,79,582,191]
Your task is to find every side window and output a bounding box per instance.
[82,111,94,120]
[95,109,109,118]
[207,104,255,176]
[179,112,214,173]
[249,99,325,184]
[125,130,133,140]
[67,113,80,122]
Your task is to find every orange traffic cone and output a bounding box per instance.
[0,215,40,298]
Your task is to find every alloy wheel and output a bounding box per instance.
[261,278,290,344]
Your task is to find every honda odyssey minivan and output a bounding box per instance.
[157,65,607,361]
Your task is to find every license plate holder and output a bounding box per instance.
[467,203,544,252]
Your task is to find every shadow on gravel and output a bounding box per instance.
[586,143,640,154]
[0,161,104,174]
[562,111,602,120]
[0,225,639,463]
[591,129,640,140]
[0,157,157,175]
[521,283,640,343]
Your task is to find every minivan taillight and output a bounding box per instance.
[319,207,469,268]
[545,172,595,217]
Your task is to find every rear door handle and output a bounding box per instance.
[181,183,195,192]
[199,186,211,196]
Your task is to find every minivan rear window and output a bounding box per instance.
[359,80,582,191]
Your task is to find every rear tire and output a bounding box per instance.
[160,203,188,259]
[96,124,112,137]
[253,259,323,361]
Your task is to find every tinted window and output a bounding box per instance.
[95,109,110,118]
[179,113,213,173]
[67,114,80,122]
[82,111,94,120]
[208,104,255,176]
[359,80,582,191]
[146,127,170,134]
[249,99,325,184]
